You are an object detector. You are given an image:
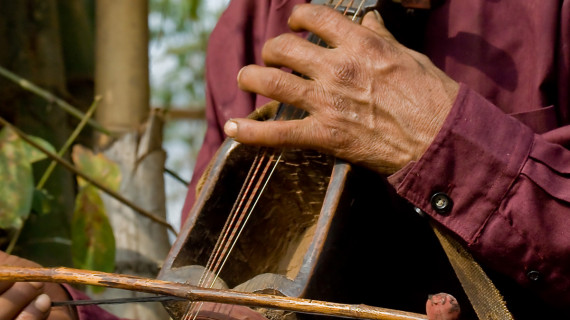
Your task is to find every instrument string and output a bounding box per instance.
[343,0,356,15]
[202,152,278,282]
[182,1,368,319]
[200,150,269,281]
[197,0,365,293]
[353,0,366,21]
[333,0,344,10]
[186,90,309,319]
[183,150,279,320]
[207,151,283,290]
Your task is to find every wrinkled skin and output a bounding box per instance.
[225,5,462,317]
[0,251,75,320]
[224,4,459,175]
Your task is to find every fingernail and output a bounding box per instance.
[30,282,44,290]
[237,67,244,83]
[224,120,238,137]
[289,4,300,25]
[373,10,383,24]
[34,294,51,313]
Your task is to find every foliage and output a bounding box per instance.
[0,126,118,275]
[0,0,226,268]
[71,145,119,278]
[0,127,55,231]
[72,185,115,293]
[149,0,225,108]
[72,145,121,191]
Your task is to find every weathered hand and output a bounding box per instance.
[224,4,459,174]
[0,251,76,320]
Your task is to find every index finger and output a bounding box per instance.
[0,281,13,294]
[16,294,51,320]
[288,4,365,48]
[0,282,44,319]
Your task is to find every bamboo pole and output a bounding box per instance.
[95,0,149,133]
[0,266,427,320]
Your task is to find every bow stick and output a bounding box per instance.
[0,266,426,320]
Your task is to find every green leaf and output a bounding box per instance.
[188,0,201,20]
[72,185,116,287]
[31,188,53,216]
[71,145,121,190]
[0,127,56,230]
[71,145,119,292]
[0,152,33,229]
[0,127,56,163]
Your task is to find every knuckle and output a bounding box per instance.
[262,34,296,62]
[410,50,432,66]
[359,31,401,59]
[312,116,350,152]
[305,5,335,25]
[325,126,351,156]
[331,58,359,83]
[271,124,302,148]
[264,72,287,94]
[16,311,37,320]
[316,7,339,26]
[283,127,303,147]
[294,5,340,35]
[359,33,383,51]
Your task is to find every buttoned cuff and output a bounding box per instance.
[388,83,534,245]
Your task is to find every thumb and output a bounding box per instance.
[361,10,397,42]
[11,293,51,320]
[224,118,316,150]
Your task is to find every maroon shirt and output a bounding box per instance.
[180,0,570,318]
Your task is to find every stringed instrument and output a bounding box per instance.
[158,0,473,319]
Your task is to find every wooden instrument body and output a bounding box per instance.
[158,137,358,318]
[158,137,474,320]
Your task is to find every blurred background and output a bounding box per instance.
[0,0,229,318]
[149,0,229,238]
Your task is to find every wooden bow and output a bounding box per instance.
[0,266,426,320]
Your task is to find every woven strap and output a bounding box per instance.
[431,223,514,320]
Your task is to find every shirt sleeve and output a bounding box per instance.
[388,84,570,308]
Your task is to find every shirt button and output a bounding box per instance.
[431,192,453,214]
[527,270,541,282]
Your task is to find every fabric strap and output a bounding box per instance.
[431,223,515,320]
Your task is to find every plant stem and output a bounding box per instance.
[0,117,177,234]
[0,65,114,137]
[37,96,102,189]
[5,97,103,254]
[0,65,188,195]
